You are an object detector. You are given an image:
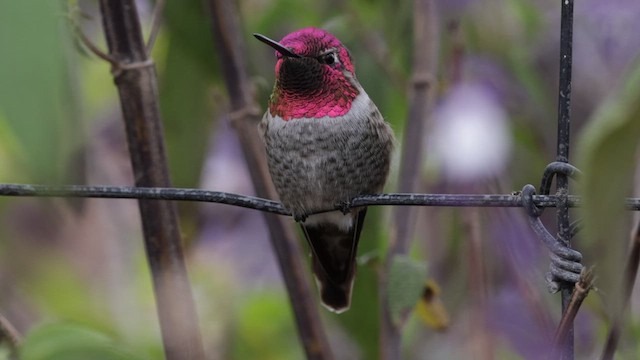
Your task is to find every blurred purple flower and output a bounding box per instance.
[429,83,511,182]
[562,0,640,103]
[576,0,640,72]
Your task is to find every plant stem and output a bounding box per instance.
[98,1,205,358]
[0,312,20,359]
[552,268,595,359]
[600,219,640,360]
[380,0,438,358]
[206,0,333,358]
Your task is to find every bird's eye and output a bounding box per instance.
[320,53,337,65]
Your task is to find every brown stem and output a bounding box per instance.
[206,1,333,359]
[98,1,205,359]
[551,267,595,359]
[145,0,165,55]
[600,219,640,360]
[72,17,119,68]
[0,312,21,358]
[379,0,438,358]
[446,19,465,85]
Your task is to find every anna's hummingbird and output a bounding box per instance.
[254,28,395,313]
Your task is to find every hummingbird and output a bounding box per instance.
[254,28,395,313]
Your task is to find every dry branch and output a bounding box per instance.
[600,219,640,360]
[552,268,595,359]
[98,1,205,358]
[379,0,438,358]
[206,0,333,359]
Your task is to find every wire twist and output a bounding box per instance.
[521,162,584,293]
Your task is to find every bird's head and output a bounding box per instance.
[254,28,360,120]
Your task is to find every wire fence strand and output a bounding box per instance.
[1,183,639,214]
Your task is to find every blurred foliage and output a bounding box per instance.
[388,255,428,326]
[577,60,640,316]
[0,0,79,183]
[20,322,144,360]
[230,292,303,360]
[24,258,112,330]
[160,0,218,189]
[0,0,639,359]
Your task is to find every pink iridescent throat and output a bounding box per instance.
[269,71,359,120]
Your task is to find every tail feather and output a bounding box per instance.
[301,209,367,313]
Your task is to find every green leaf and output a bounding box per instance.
[0,110,28,182]
[160,37,213,189]
[0,0,78,182]
[388,255,428,326]
[160,0,219,189]
[20,323,144,360]
[577,60,640,307]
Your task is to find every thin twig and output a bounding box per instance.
[0,313,21,357]
[551,267,596,359]
[380,0,438,358]
[70,13,120,68]
[146,0,165,56]
[206,0,333,359]
[600,219,640,360]
[98,1,205,359]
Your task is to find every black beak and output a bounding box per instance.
[253,33,301,58]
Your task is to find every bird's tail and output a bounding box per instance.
[301,209,367,313]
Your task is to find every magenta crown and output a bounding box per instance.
[276,28,356,74]
[265,27,359,120]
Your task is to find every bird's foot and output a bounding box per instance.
[293,212,308,223]
[338,200,352,215]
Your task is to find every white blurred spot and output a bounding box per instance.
[430,84,511,182]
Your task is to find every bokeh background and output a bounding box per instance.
[1,0,640,359]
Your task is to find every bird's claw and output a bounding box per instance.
[338,200,352,215]
[293,212,308,223]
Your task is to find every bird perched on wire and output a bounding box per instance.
[255,28,395,313]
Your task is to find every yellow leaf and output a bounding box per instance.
[415,280,450,331]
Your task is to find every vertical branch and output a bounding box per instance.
[98,1,205,359]
[380,0,438,358]
[600,220,640,360]
[206,1,333,359]
[553,267,595,357]
[555,0,574,359]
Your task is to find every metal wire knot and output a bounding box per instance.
[521,161,584,293]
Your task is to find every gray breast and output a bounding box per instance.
[260,94,394,218]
